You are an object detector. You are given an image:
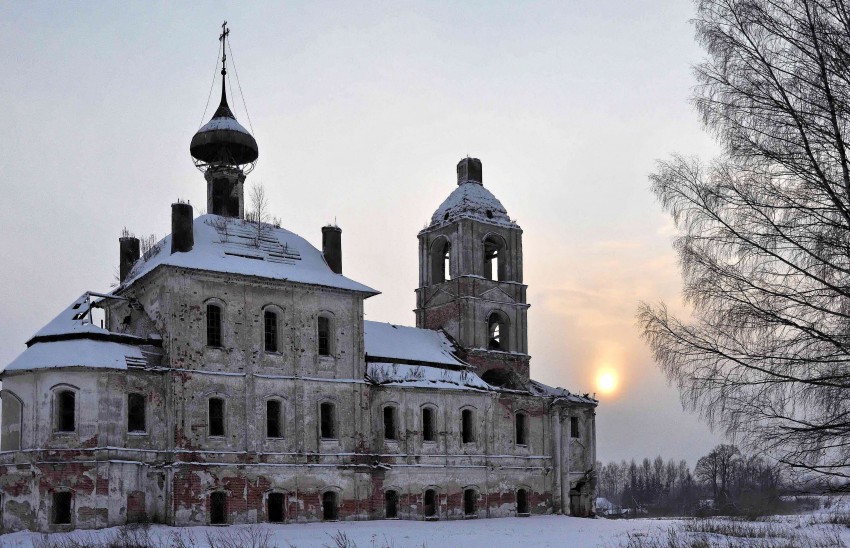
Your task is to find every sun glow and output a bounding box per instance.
[596,370,618,395]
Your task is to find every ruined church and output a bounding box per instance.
[0,28,596,532]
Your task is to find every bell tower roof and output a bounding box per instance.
[427,158,518,230]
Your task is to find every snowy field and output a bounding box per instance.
[3,513,850,548]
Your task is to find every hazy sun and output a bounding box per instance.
[596,371,618,395]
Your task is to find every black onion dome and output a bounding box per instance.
[190,87,259,167]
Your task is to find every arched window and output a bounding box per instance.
[127,393,146,433]
[383,405,397,441]
[266,400,283,438]
[421,406,436,442]
[322,491,338,521]
[55,390,76,433]
[483,235,507,281]
[267,492,285,523]
[517,489,529,515]
[423,489,437,518]
[487,312,509,351]
[210,492,227,524]
[318,315,332,356]
[461,409,475,444]
[264,309,279,352]
[208,397,225,437]
[463,488,478,517]
[515,412,527,446]
[320,402,336,439]
[430,237,451,284]
[206,303,222,347]
[385,490,398,518]
[1,391,23,451]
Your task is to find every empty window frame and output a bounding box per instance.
[383,406,397,441]
[430,238,451,284]
[52,492,72,525]
[483,235,506,281]
[515,412,527,446]
[385,490,398,518]
[208,398,225,437]
[210,492,227,525]
[423,489,437,518]
[206,304,222,347]
[2,391,23,451]
[264,310,279,352]
[570,416,580,438]
[487,312,508,351]
[266,400,283,438]
[463,488,477,517]
[421,407,436,442]
[55,390,76,433]
[517,489,529,515]
[322,491,338,521]
[127,393,146,433]
[320,402,336,439]
[461,409,475,444]
[318,316,331,356]
[267,492,285,523]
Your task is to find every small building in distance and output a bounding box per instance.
[0,26,597,533]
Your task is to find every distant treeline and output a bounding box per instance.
[597,444,789,517]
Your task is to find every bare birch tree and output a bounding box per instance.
[247,182,269,247]
[638,0,850,485]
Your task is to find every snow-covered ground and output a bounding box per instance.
[2,512,850,548]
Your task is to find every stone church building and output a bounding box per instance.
[0,30,596,533]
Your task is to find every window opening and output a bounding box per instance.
[385,490,398,518]
[264,310,278,352]
[318,316,331,356]
[266,400,282,438]
[56,390,75,433]
[430,239,451,283]
[487,313,508,351]
[322,491,338,521]
[268,493,285,523]
[424,489,437,518]
[209,398,225,437]
[210,492,227,524]
[461,409,475,444]
[517,489,529,515]
[570,416,580,438]
[422,407,435,442]
[127,393,146,433]
[383,406,397,441]
[515,412,527,446]
[483,236,505,281]
[463,489,477,516]
[206,304,222,347]
[320,402,336,439]
[53,492,72,525]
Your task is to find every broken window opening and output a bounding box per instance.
[515,412,527,446]
[210,492,227,525]
[127,393,146,433]
[483,235,507,281]
[264,310,278,352]
[318,316,331,356]
[55,390,75,433]
[266,400,283,438]
[461,409,475,444]
[383,406,397,441]
[267,492,285,523]
[322,491,338,521]
[430,238,451,284]
[385,490,398,518]
[570,416,580,438]
[463,489,477,517]
[487,312,508,351]
[206,304,222,347]
[423,489,437,518]
[52,492,72,525]
[208,398,225,437]
[320,402,336,439]
[422,407,436,442]
[517,489,529,515]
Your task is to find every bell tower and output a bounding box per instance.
[415,158,530,386]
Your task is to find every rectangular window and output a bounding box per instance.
[383,406,396,441]
[461,409,474,444]
[318,316,330,356]
[320,402,335,439]
[268,493,285,523]
[206,304,222,347]
[424,489,437,518]
[570,416,579,438]
[210,492,227,524]
[422,407,435,442]
[266,400,282,438]
[515,413,526,445]
[264,310,278,352]
[127,393,146,433]
[209,398,225,437]
[463,489,477,516]
[56,391,75,433]
[53,492,72,525]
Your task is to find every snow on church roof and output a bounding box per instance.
[120,214,378,295]
[364,321,463,367]
[5,339,145,372]
[366,362,493,391]
[428,181,518,229]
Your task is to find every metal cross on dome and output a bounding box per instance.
[219,21,229,75]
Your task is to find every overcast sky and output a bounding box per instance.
[0,1,727,465]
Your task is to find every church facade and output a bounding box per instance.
[0,31,596,533]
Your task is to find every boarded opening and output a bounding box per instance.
[322,491,338,521]
[422,407,435,442]
[424,489,437,518]
[320,402,336,439]
[127,491,146,523]
[128,393,146,433]
[461,409,474,444]
[268,493,285,523]
[52,492,72,525]
[383,406,396,440]
[206,304,222,347]
[517,489,529,515]
[266,400,282,438]
[210,492,227,524]
[385,490,398,518]
[209,398,225,437]
[463,489,477,517]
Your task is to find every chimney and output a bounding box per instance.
[171,202,194,254]
[322,225,342,274]
[119,236,140,283]
[457,157,483,185]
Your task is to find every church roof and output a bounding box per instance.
[427,181,518,230]
[120,214,378,295]
[364,321,463,367]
